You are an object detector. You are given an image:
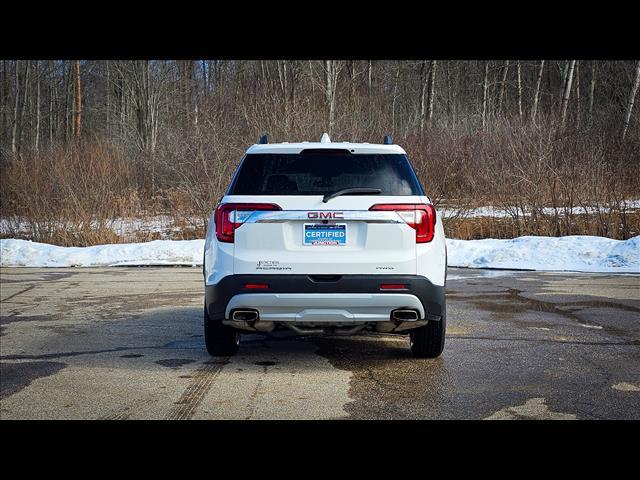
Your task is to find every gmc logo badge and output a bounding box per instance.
[307,211,344,219]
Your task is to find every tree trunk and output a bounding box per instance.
[202,59,208,95]
[74,60,81,138]
[17,60,30,151]
[69,64,74,138]
[516,61,523,120]
[575,61,581,128]
[481,61,489,129]
[588,61,597,123]
[531,60,545,124]
[348,60,356,104]
[446,61,454,127]
[1,61,6,146]
[497,60,509,114]
[35,61,40,151]
[622,60,640,141]
[560,60,576,128]
[49,60,57,144]
[11,61,19,153]
[427,60,437,125]
[391,63,400,133]
[324,60,339,135]
[105,61,111,137]
[419,60,428,133]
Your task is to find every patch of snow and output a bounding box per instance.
[1,235,638,273]
[0,239,204,267]
[447,235,639,273]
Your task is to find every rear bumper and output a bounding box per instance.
[226,292,427,323]
[205,274,445,324]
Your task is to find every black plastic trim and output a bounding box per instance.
[205,274,445,321]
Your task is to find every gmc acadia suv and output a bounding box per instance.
[203,134,447,358]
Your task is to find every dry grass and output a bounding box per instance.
[1,117,638,246]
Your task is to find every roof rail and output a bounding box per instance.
[383,134,393,145]
[258,134,269,144]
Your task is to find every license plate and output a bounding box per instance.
[303,223,347,246]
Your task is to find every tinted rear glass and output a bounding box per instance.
[228,153,424,196]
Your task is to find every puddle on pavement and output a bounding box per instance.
[451,287,639,333]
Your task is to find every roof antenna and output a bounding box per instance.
[259,133,269,144]
[383,134,392,145]
[320,133,331,143]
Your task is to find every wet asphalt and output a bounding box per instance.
[0,266,638,420]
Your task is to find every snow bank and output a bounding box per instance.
[0,239,204,267]
[447,235,639,273]
[1,236,638,273]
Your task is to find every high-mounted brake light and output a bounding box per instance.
[369,203,436,243]
[215,203,281,243]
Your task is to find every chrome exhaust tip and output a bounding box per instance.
[391,309,419,321]
[232,309,259,322]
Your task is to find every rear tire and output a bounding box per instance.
[409,307,446,358]
[204,303,240,356]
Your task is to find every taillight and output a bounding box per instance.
[369,203,436,243]
[215,203,281,243]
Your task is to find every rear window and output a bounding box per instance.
[228,152,424,196]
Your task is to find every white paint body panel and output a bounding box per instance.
[205,194,446,287]
[203,142,447,288]
[246,142,406,155]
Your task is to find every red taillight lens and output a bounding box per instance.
[215,203,281,243]
[380,284,408,290]
[244,283,269,290]
[369,203,436,243]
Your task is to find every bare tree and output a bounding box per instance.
[575,61,581,128]
[427,60,437,125]
[516,61,523,120]
[391,63,401,133]
[588,61,597,123]
[35,61,40,151]
[17,61,30,151]
[74,60,81,138]
[1,61,7,146]
[622,60,640,141]
[560,60,576,128]
[11,61,20,153]
[481,61,489,129]
[531,60,545,124]
[2,59,639,246]
[321,60,341,135]
[497,60,509,114]
[419,60,429,133]
[48,61,56,144]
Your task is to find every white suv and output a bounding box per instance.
[203,134,447,358]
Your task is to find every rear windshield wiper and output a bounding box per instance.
[322,188,382,203]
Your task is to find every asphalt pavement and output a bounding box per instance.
[1,266,638,419]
